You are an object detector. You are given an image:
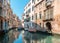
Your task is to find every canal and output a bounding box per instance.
[0,29,60,43]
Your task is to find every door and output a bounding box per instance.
[46,22,52,32]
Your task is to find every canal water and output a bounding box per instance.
[0,29,60,43]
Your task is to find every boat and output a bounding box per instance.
[28,27,37,32]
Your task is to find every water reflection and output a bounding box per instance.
[0,30,21,43]
[14,33,23,43]
[0,30,60,43]
[23,31,60,43]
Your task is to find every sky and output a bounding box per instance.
[10,0,29,19]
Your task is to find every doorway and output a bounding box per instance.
[46,22,52,31]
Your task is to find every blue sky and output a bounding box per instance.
[10,0,29,19]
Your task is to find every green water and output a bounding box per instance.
[23,31,60,43]
[0,30,60,43]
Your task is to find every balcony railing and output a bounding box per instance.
[43,16,53,21]
[46,0,53,6]
[0,8,6,18]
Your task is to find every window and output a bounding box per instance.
[26,12,27,14]
[32,0,35,3]
[28,8,31,13]
[28,3,31,7]
[50,7,53,19]
[32,6,34,11]
[40,14,41,19]
[44,7,53,19]
[32,16,33,20]
[39,12,42,19]
[44,10,49,19]
[35,14,37,20]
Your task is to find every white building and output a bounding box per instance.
[24,0,35,30]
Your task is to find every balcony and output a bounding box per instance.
[46,0,53,7]
[0,8,6,18]
[26,15,30,20]
[24,17,30,22]
[43,17,53,22]
[26,15,29,17]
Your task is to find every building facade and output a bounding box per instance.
[0,0,21,32]
[0,0,10,31]
[34,0,60,34]
[24,0,35,30]
[17,17,22,28]
[23,0,60,34]
[12,14,22,28]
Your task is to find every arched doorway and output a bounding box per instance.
[46,22,52,32]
